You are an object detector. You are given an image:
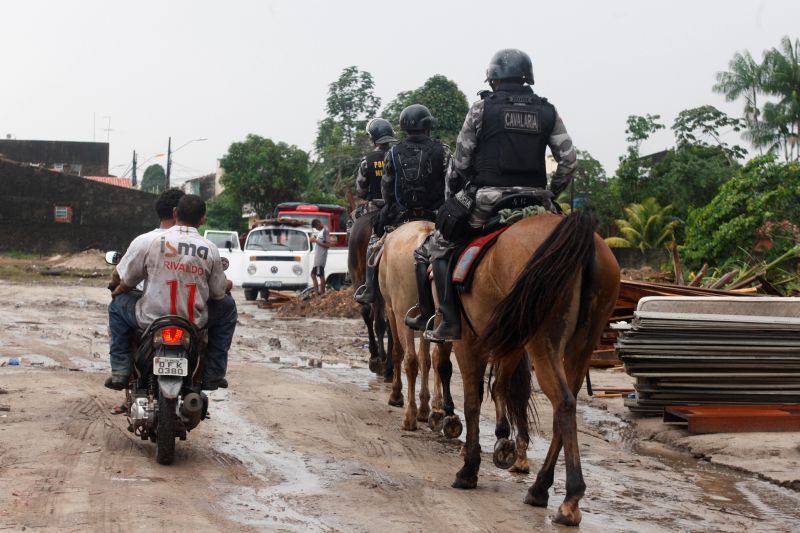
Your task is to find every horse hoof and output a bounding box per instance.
[368,357,384,375]
[403,419,418,431]
[417,409,430,423]
[451,475,477,490]
[493,438,516,470]
[428,411,445,432]
[524,488,549,508]
[442,415,463,439]
[388,396,404,408]
[553,505,582,527]
[510,463,530,474]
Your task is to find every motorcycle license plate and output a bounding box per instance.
[153,356,188,377]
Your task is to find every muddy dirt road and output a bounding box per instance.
[1,281,799,532]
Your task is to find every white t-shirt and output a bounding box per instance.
[117,225,227,328]
[313,226,329,267]
[124,227,168,292]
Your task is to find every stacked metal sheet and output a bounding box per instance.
[617,297,800,414]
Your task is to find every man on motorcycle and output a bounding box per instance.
[106,194,237,391]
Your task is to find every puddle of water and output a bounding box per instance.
[210,390,335,532]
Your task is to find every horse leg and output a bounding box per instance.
[417,338,431,423]
[385,307,404,407]
[528,342,585,526]
[490,350,529,473]
[428,344,446,433]
[438,342,462,438]
[383,316,394,383]
[525,316,604,508]
[364,304,382,374]
[452,340,485,489]
[374,301,388,361]
[401,327,419,430]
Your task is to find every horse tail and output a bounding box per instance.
[506,351,535,437]
[477,210,597,360]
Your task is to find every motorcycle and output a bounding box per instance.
[104,251,228,465]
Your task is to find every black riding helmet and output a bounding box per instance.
[365,118,397,144]
[399,104,436,132]
[485,48,534,85]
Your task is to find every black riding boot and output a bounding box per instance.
[424,257,462,343]
[404,262,435,331]
[354,250,378,305]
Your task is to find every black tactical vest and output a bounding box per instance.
[363,149,387,201]
[473,85,556,188]
[390,136,445,211]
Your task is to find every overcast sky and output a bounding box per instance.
[2,0,798,184]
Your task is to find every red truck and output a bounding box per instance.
[273,202,348,248]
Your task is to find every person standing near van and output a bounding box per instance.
[310,219,330,294]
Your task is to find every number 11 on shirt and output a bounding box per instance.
[166,280,198,322]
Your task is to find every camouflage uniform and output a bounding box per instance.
[426,97,577,260]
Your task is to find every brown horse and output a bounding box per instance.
[447,210,619,527]
[348,210,392,380]
[379,221,462,437]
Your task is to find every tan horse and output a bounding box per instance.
[447,211,620,527]
[379,220,461,437]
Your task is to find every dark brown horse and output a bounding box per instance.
[348,210,392,380]
[446,211,619,526]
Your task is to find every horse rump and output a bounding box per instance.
[476,210,597,360]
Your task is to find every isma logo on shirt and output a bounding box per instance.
[160,237,210,260]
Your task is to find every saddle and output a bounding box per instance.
[450,191,555,293]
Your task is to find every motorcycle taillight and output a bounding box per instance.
[160,327,187,345]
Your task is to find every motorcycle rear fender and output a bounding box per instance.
[158,376,183,400]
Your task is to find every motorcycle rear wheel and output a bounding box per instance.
[155,397,177,465]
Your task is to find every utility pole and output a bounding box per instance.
[166,136,172,189]
[131,150,138,188]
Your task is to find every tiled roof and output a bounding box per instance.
[83,176,132,188]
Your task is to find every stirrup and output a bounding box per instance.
[404,304,420,323]
[353,284,368,301]
[422,315,444,343]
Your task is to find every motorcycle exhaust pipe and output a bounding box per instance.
[180,392,203,430]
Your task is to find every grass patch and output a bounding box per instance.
[0,251,41,260]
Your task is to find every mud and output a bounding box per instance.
[275,287,362,319]
[1,281,800,531]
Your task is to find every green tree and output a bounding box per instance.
[615,114,665,204]
[324,66,381,146]
[715,37,800,161]
[314,67,381,204]
[203,190,247,232]
[683,156,800,266]
[556,149,620,236]
[382,75,469,147]
[605,197,679,251]
[141,164,166,194]
[220,134,310,218]
[671,105,747,162]
[714,49,764,126]
[635,106,743,229]
[759,36,800,160]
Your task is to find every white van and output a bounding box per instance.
[204,224,348,300]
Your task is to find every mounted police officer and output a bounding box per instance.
[354,104,453,305]
[415,48,578,343]
[353,118,397,221]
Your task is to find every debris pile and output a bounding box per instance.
[618,296,800,414]
[591,280,754,367]
[274,287,361,319]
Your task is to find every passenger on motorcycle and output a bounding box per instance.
[105,194,237,391]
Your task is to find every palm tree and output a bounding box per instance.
[605,198,679,251]
[761,36,800,160]
[714,50,764,126]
